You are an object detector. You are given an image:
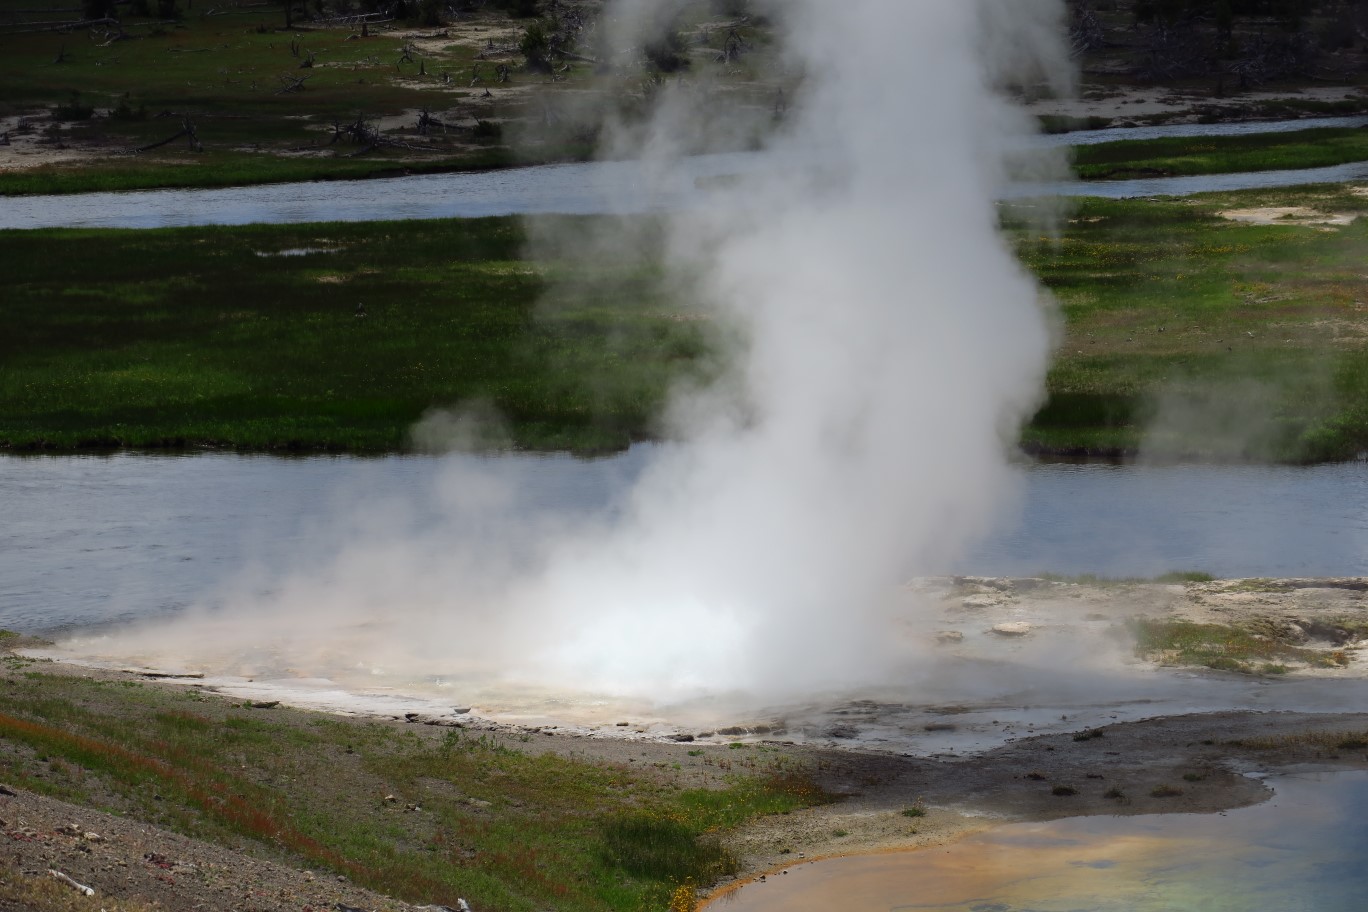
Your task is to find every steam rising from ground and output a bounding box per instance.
[69,0,1072,709]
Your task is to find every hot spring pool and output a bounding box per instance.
[713,770,1368,912]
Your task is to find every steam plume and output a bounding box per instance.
[65,0,1071,709]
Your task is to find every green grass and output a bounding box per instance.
[0,667,829,911]
[0,215,715,452]
[1038,571,1215,586]
[0,148,519,196]
[1231,728,1368,751]
[6,186,1368,460]
[1129,618,1349,675]
[0,0,525,195]
[1073,127,1368,180]
[1017,186,1368,462]
[0,0,783,196]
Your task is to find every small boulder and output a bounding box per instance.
[991,622,1033,637]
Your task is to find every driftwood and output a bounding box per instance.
[416,108,449,134]
[1,15,117,33]
[134,115,202,152]
[92,25,128,47]
[552,49,598,65]
[48,870,95,897]
[275,73,310,93]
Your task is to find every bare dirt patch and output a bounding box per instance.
[1219,206,1359,227]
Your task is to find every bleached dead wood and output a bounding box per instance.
[48,870,95,897]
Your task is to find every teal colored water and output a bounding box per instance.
[716,771,1368,912]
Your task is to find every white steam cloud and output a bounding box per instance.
[65,0,1071,711]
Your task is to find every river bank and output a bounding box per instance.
[6,575,1368,909]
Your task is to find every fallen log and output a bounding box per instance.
[48,870,95,897]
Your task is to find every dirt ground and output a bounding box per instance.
[6,576,1368,910]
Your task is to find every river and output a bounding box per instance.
[3,450,1365,636]
[4,116,1368,230]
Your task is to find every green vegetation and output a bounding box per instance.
[0,868,161,912]
[0,666,830,911]
[1231,728,1368,751]
[1073,128,1368,181]
[1017,185,1368,461]
[1130,618,1350,675]
[0,0,784,196]
[0,0,531,196]
[1038,572,1216,585]
[7,184,1368,460]
[0,215,716,452]
[0,150,516,197]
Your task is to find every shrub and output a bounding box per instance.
[602,813,738,884]
[53,91,94,121]
[492,0,538,17]
[645,30,688,73]
[519,20,552,72]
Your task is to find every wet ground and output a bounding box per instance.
[715,770,1368,912]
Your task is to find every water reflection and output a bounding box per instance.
[715,771,1368,912]
[1,451,1364,635]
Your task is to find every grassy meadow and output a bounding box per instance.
[1017,182,1368,461]
[0,655,830,911]
[0,215,717,452]
[5,184,1368,460]
[1072,126,1368,180]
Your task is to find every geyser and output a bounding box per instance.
[64,0,1071,708]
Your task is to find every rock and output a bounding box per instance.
[991,622,1033,637]
[961,594,1004,610]
[936,630,964,644]
[670,733,695,742]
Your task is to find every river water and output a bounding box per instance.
[715,770,1368,912]
[2,450,1365,636]
[5,116,1368,230]
[1036,113,1368,146]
